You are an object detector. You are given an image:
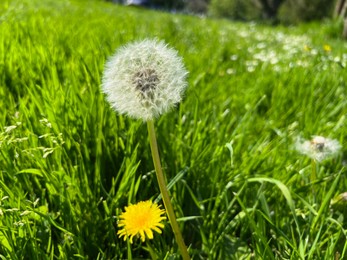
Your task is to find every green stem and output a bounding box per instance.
[146,241,157,260]
[311,159,317,202]
[147,120,190,260]
[126,237,133,260]
[311,159,317,184]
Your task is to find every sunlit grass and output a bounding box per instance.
[0,0,346,259]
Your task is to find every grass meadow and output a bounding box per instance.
[1,0,347,259]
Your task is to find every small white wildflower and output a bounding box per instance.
[13,221,25,227]
[20,210,31,216]
[101,39,188,121]
[33,198,40,207]
[230,55,238,61]
[43,148,54,158]
[295,135,342,162]
[226,68,235,75]
[39,118,52,128]
[4,125,17,133]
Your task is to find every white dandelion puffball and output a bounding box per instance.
[102,39,188,121]
[295,135,342,162]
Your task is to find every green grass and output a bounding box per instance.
[0,0,347,259]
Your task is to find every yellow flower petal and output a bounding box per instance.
[323,44,331,52]
[117,200,166,243]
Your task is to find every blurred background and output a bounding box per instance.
[105,0,347,38]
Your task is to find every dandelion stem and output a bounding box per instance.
[311,159,317,183]
[126,238,133,260]
[147,120,190,260]
[146,241,157,260]
[311,159,317,201]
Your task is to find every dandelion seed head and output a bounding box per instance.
[133,68,159,95]
[102,39,188,121]
[117,200,166,243]
[295,135,341,162]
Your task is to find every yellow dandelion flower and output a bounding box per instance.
[303,45,311,51]
[117,200,166,243]
[323,44,331,52]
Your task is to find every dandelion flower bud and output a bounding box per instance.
[295,135,341,162]
[102,39,188,121]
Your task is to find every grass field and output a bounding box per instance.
[0,0,347,259]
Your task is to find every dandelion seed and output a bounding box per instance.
[295,135,341,162]
[117,200,166,243]
[102,39,188,121]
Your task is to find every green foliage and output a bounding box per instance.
[322,18,345,39]
[150,0,185,9]
[0,0,347,259]
[278,0,335,24]
[208,0,261,20]
[207,0,335,24]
